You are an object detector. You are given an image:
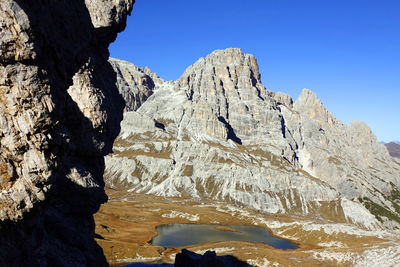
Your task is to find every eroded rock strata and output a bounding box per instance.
[107,48,400,231]
[0,1,134,266]
[110,58,164,112]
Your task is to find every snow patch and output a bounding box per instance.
[353,244,400,267]
[161,210,200,221]
[115,255,161,264]
[247,258,279,267]
[194,247,235,255]
[318,241,347,248]
[312,250,354,265]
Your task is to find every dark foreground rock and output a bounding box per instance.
[122,249,252,267]
[0,0,134,266]
[175,249,252,267]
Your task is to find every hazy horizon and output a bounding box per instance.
[110,0,399,142]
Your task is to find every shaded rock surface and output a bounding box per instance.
[175,249,251,267]
[0,0,134,266]
[122,249,249,267]
[106,48,400,231]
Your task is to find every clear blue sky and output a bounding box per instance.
[110,0,400,142]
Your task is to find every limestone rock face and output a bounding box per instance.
[106,48,400,232]
[105,49,340,220]
[0,1,133,266]
[283,89,400,229]
[110,58,163,111]
[174,49,294,150]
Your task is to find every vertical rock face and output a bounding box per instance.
[281,89,400,229]
[174,49,294,152]
[109,58,164,111]
[0,1,134,266]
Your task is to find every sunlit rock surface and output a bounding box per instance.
[0,1,134,266]
[106,48,400,232]
[110,58,164,112]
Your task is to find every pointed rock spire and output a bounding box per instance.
[294,88,341,126]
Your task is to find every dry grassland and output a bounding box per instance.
[95,188,392,266]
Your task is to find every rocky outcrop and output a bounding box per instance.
[105,48,400,231]
[0,1,134,266]
[282,89,400,229]
[385,142,400,158]
[110,58,163,111]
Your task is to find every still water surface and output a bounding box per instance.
[151,224,298,250]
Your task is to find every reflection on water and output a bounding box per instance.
[151,224,298,250]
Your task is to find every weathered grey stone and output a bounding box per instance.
[0,1,134,266]
[286,89,400,229]
[110,58,163,111]
[274,91,293,109]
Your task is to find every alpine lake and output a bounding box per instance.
[151,223,298,250]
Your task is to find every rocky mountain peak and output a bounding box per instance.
[274,91,294,109]
[176,48,263,102]
[107,48,400,233]
[110,58,164,111]
[296,88,318,103]
[294,88,342,127]
[348,120,375,140]
[152,48,294,151]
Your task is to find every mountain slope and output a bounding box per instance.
[106,48,400,231]
[386,142,400,158]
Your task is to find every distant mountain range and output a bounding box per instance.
[386,142,400,158]
[381,141,400,145]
